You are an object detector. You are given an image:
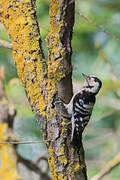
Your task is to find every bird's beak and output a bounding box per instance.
[82,73,91,85]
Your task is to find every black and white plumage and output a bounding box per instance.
[65,73,102,149]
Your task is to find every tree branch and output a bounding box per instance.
[91,152,120,180]
[17,152,51,180]
[75,11,120,43]
[47,0,74,104]
[46,0,87,179]
[0,0,48,136]
[95,42,118,82]
[0,140,43,144]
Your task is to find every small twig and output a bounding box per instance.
[36,156,49,173]
[95,42,118,82]
[75,11,120,43]
[101,97,120,110]
[93,109,119,122]
[84,132,114,150]
[17,152,51,180]
[36,156,48,165]
[0,39,12,49]
[91,152,120,180]
[0,140,43,145]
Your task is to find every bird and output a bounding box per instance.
[65,73,102,149]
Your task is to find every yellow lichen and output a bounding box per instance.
[58,147,67,165]
[61,121,66,126]
[47,0,66,107]
[59,146,64,155]
[0,146,20,180]
[0,124,8,143]
[58,174,63,180]
[58,156,67,165]
[74,162,80,172]
[49,1,63,33]
[58,174,67,180]
[48,146,57,179]
[60,126,67,137]
[0,0,47,117]
[0,124,20,180]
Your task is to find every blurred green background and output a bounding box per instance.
[0,0,120,179]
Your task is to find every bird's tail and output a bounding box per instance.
[71,131,83,165]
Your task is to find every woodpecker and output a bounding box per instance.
[65,73,102,149]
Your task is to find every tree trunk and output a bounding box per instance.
[0,0,87,179]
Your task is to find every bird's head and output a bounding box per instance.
[82,73,102,95]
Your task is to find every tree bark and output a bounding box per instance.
[0,0,87,179]
[46,0,87,179]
